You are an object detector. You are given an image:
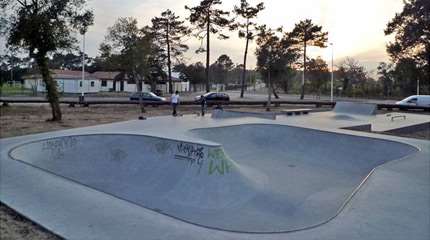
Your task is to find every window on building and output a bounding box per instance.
[79,81,83,87]
[101,80,107,87]
[90,81,95,87]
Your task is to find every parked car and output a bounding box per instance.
[395,95,430,107]
[130,92,166,101]
[194,92,230,102]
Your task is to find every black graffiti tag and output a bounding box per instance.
[175,142,205,173]
[42,136,78,159]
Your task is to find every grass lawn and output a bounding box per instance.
[0,84,34,97]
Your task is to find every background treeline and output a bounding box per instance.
[1,0,428,120]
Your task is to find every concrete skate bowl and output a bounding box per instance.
[8,129,418,233]
[189,124,419,232]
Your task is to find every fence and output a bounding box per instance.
[1,97,429,112]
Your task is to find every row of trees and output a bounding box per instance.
[174,54,257,92]
[1,0,329,120]
[378,0,429,96]
[96,0,328,98]
[1,0,428,121]
[185,0,329,100]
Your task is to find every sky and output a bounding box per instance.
[1,0,405,74]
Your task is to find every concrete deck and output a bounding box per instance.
[0,106,429,239]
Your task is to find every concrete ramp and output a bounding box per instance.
[334,101,377,116]
[8,125,418,233]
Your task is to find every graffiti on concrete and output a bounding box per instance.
[42,136,78,160]
[208,148,233,175]
[175,142,205,173]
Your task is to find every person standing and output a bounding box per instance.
[200,95,207,116]
[171,91,180,116]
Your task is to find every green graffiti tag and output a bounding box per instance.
[208,148,233,175]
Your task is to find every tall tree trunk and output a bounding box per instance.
[205,13,210,93]
[36,54,62,121]
[166,21,173,94]
[300,40,307,100]
[150,79,157,93]
[343,77,349,94]
[266,67,271,111]
[272,88,279,99]
[136,76,146,115]
[240,23,250,98]
[283,78,289,93]
[426,45,430,94]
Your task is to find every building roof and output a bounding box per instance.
[24,69,185,82]
[24,69,94,80]
[91,71,123,80]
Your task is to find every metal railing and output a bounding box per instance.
[1,97,429,111]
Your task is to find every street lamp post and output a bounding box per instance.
[417,79,420,95]
[267,65,271,111]
[82,32,86,94]
[266,46,272,112]
[330,43,334,102]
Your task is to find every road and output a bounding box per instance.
[0,90,400,104]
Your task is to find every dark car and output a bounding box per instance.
[130,92,166,101]
[194,92,230,102]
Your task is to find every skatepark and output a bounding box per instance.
[0,102,429,239]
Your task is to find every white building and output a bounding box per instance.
[91,71,139,92]
[24,70,100,94]
[23,69,189,94]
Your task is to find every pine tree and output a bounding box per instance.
[233,0,264,98]
[186,0,234,92]
[151,10,190,94]
[290,19,328,100]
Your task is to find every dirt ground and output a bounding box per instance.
[0,104,428,239]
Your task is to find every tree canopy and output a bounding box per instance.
[306,57,329,97]
[3,0,93,57]
[48,52,92,71]
[174,62,206,91]
[256,25,300,96]
[210,54,234,86]
[384,0,429,94]
[255,25,299,96]
[1,0,94,121]
[102,17,159,91]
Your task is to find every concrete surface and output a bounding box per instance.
[0,105,429,239]
[371,113,430,132]
[211,109,277,120]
